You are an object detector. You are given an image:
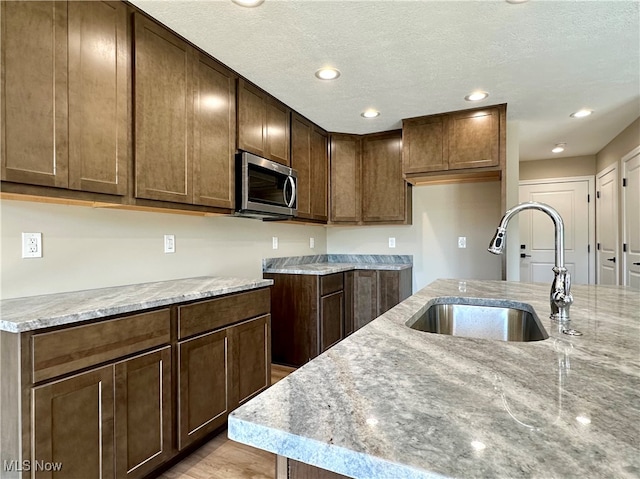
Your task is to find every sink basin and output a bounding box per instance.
[406,297,548,342]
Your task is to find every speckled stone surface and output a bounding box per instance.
[263,254,413,275]
[228,279,640,479]
[0,276,273,333]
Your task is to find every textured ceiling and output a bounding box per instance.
[130,0,640,161]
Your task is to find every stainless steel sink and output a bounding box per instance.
[406,297,548,342]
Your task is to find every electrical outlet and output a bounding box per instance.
[22,232,43,258]
[272,237,279,250]
[388,237,396,248]
[458,236,467,249]
[164,234,175,254]
[310,237,315,249]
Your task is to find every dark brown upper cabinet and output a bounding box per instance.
[330,132,411,225]
[134,13,236,209]
[330,133,361,223]
[1,1,129,195]
[361,130,411,224]
[291,112,328,222]
[237,79,291,166]
[402,104,506,183]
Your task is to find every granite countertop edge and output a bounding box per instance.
[0,276,274,333]
[263,263,413,275]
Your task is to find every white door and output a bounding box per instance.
[519,179,592,285]
[596,165,619,285]
[622,147,640,290]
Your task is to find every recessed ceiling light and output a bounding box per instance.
[552,143,566,154]
[231,0,265,6]
[505,0,529,4]
[465,91,489,102]
[315,68,341,81]
[361,109,380,119]
[570,109,593,118]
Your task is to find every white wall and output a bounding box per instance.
[326,181,503,293]
[2,182,506,299]
[0,200,327,299]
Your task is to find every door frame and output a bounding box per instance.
[519,175,596,284]
[621,145,640,287]
[596,163,619,285]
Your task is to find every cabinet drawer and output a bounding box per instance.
[320,273,344,296]
[178,288,270,339]
[32,309,171,383]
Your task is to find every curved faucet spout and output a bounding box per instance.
[487,202,573,323]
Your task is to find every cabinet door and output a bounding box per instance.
[447,108,499,170]
[134,13,193,204]
[361,131,408,223]
[320,292,344,352]
[330,134,361,223]
[265,97,290,165]
[402,115,447,174]
[353,270,378,330]
[32,365,114,479]
[310,126,329,221]
[1,1,69,188]
[115,347,172,479]
[291,113,313,218]
[193,53,236,208]
[178,329,229,450]
[230,314,271,407]
[68,1,128,196]
[237,79,266,157]
[378,269,412,315]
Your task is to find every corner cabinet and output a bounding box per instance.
[267,269,411,367]
[1,0,129,195]
[402,104,506,183]
[237,79,291,166]
[134,13,236,209]
[291,113,328,222]
[1,286,271,479]
[330,132,411,225]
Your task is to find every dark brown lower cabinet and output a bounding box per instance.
[5,287,271,479]
[178,312,271,450]
[266,272,346,367]
[115,347,172,479]
[231,314,271,406]
[32,365,115,479]
[321,291,344,351]
[178,329,229,450]
[267,268,412,367]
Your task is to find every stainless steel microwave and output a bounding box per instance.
[235,151,297,219]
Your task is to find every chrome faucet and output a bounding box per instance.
[488,202,573,323]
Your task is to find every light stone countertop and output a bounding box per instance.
[228,279,640,479]
[263,254,413,275]
[0,276,273,333]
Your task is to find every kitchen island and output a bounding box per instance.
[228,279,640,479]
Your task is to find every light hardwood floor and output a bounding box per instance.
[159,365,296,479]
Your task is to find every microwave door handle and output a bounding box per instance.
[284,176,296,208]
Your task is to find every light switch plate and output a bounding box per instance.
[164,234,176,253]
[272,237,279,250]
[22,232,42,258]
[389,237,396,248]
[310,237,315,249]
[458,236,467,248]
